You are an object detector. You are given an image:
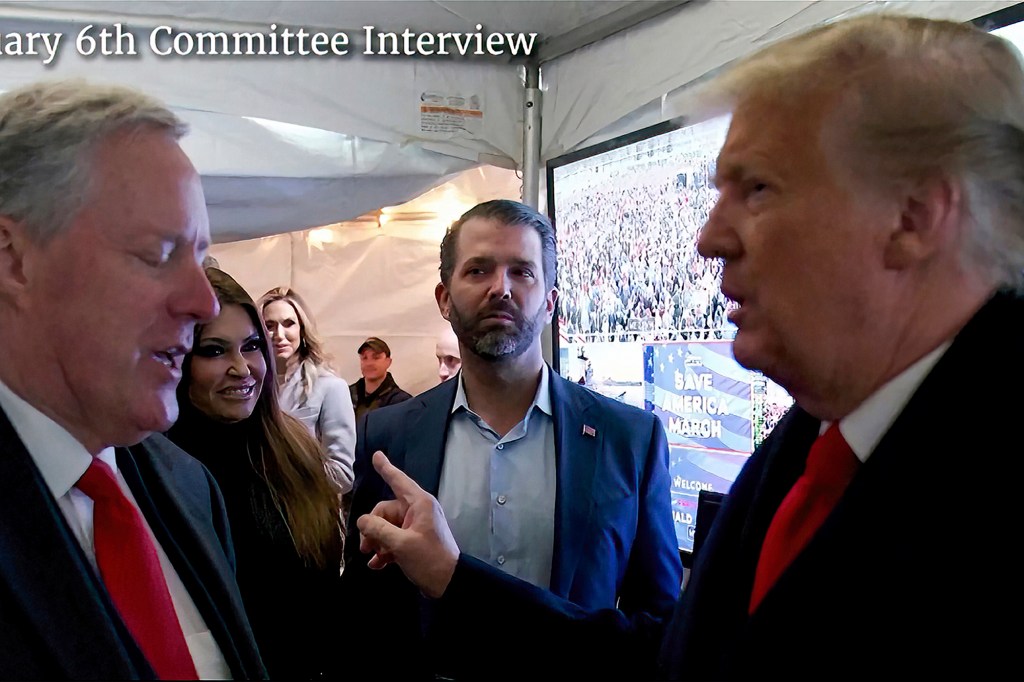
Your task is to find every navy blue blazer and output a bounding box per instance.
[0,407,266,680]
[418,291,1024,680]
[343,368,681,678]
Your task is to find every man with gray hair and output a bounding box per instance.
[0,80,265,679]
[353,14,1024,679]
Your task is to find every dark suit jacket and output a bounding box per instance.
[421,291,1024,680]
[0,407,266,680]
[343,368,681,679]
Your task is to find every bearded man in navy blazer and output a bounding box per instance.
[0,81,265,679]
[344,199,681,678]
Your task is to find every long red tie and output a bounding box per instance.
[77,458,198,680]
[749,423,860,613]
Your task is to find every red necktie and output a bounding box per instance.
[749,423,860,613]
[76,458,198,680]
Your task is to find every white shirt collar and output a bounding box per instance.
[452,364,553,417]
[831,341,951,463]
[0,379,117,498]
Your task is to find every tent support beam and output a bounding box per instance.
[532,0,691,65]
[521,63,542,210]
[521,62,550,363]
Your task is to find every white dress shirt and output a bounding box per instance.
[0,379,231,680]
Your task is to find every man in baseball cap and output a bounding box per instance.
[350,337,412,421]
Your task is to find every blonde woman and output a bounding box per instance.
[257,287,357,495]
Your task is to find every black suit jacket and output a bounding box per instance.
[343,368,681,679]
[0,407,266,680]
[422,291,1024,680]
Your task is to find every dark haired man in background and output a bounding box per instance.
[343,199,681,678]
[349,336,412,421]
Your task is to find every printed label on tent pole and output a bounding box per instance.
[419,91,483,135]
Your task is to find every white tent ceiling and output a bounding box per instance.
[0,0,679,240]
[0,0,1014,241]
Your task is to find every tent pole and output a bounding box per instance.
[521,63,542,209]
[522,62,552,363]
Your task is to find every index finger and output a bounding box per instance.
[372,450,427,503]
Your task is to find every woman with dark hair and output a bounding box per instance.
[168,268,343,680]
[257,287,356,496]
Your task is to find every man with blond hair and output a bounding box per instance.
[354,14,1024,679]
[0,80,265,679]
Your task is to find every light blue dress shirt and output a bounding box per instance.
[437,367,556,589]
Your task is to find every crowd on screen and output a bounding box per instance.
[556,153,733,343]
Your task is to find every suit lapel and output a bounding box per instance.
[737,408,820,580]
[0,407,148,679]
[549,375,600,598]
[118,440,258,680]
[117,444,205,589]
[744,410,819,543]
[402,377,459,495]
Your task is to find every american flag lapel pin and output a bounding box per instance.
[582,424,597,438]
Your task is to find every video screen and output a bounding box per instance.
[976,3,1024,43]
[548,115,794,553]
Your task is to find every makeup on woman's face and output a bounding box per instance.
[262,300,302,362]
[188,304,266,423]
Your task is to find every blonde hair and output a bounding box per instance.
[706,14,1024,290]
[258,286,333,403]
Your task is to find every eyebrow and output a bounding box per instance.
[463,256,539,269]
[200,333,261,345]
[151,233,210,255]
[711,157,742,187]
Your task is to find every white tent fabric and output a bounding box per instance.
[0,0,655,240]
[188,110,478,241]
[208,164,523,397]
[543,0,1015,158]
[0,1,535,239]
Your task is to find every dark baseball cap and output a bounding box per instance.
[357,337,391,356]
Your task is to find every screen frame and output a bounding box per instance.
[972,2,1024,31]
[545,113,746,559]
[545,115,700,373]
